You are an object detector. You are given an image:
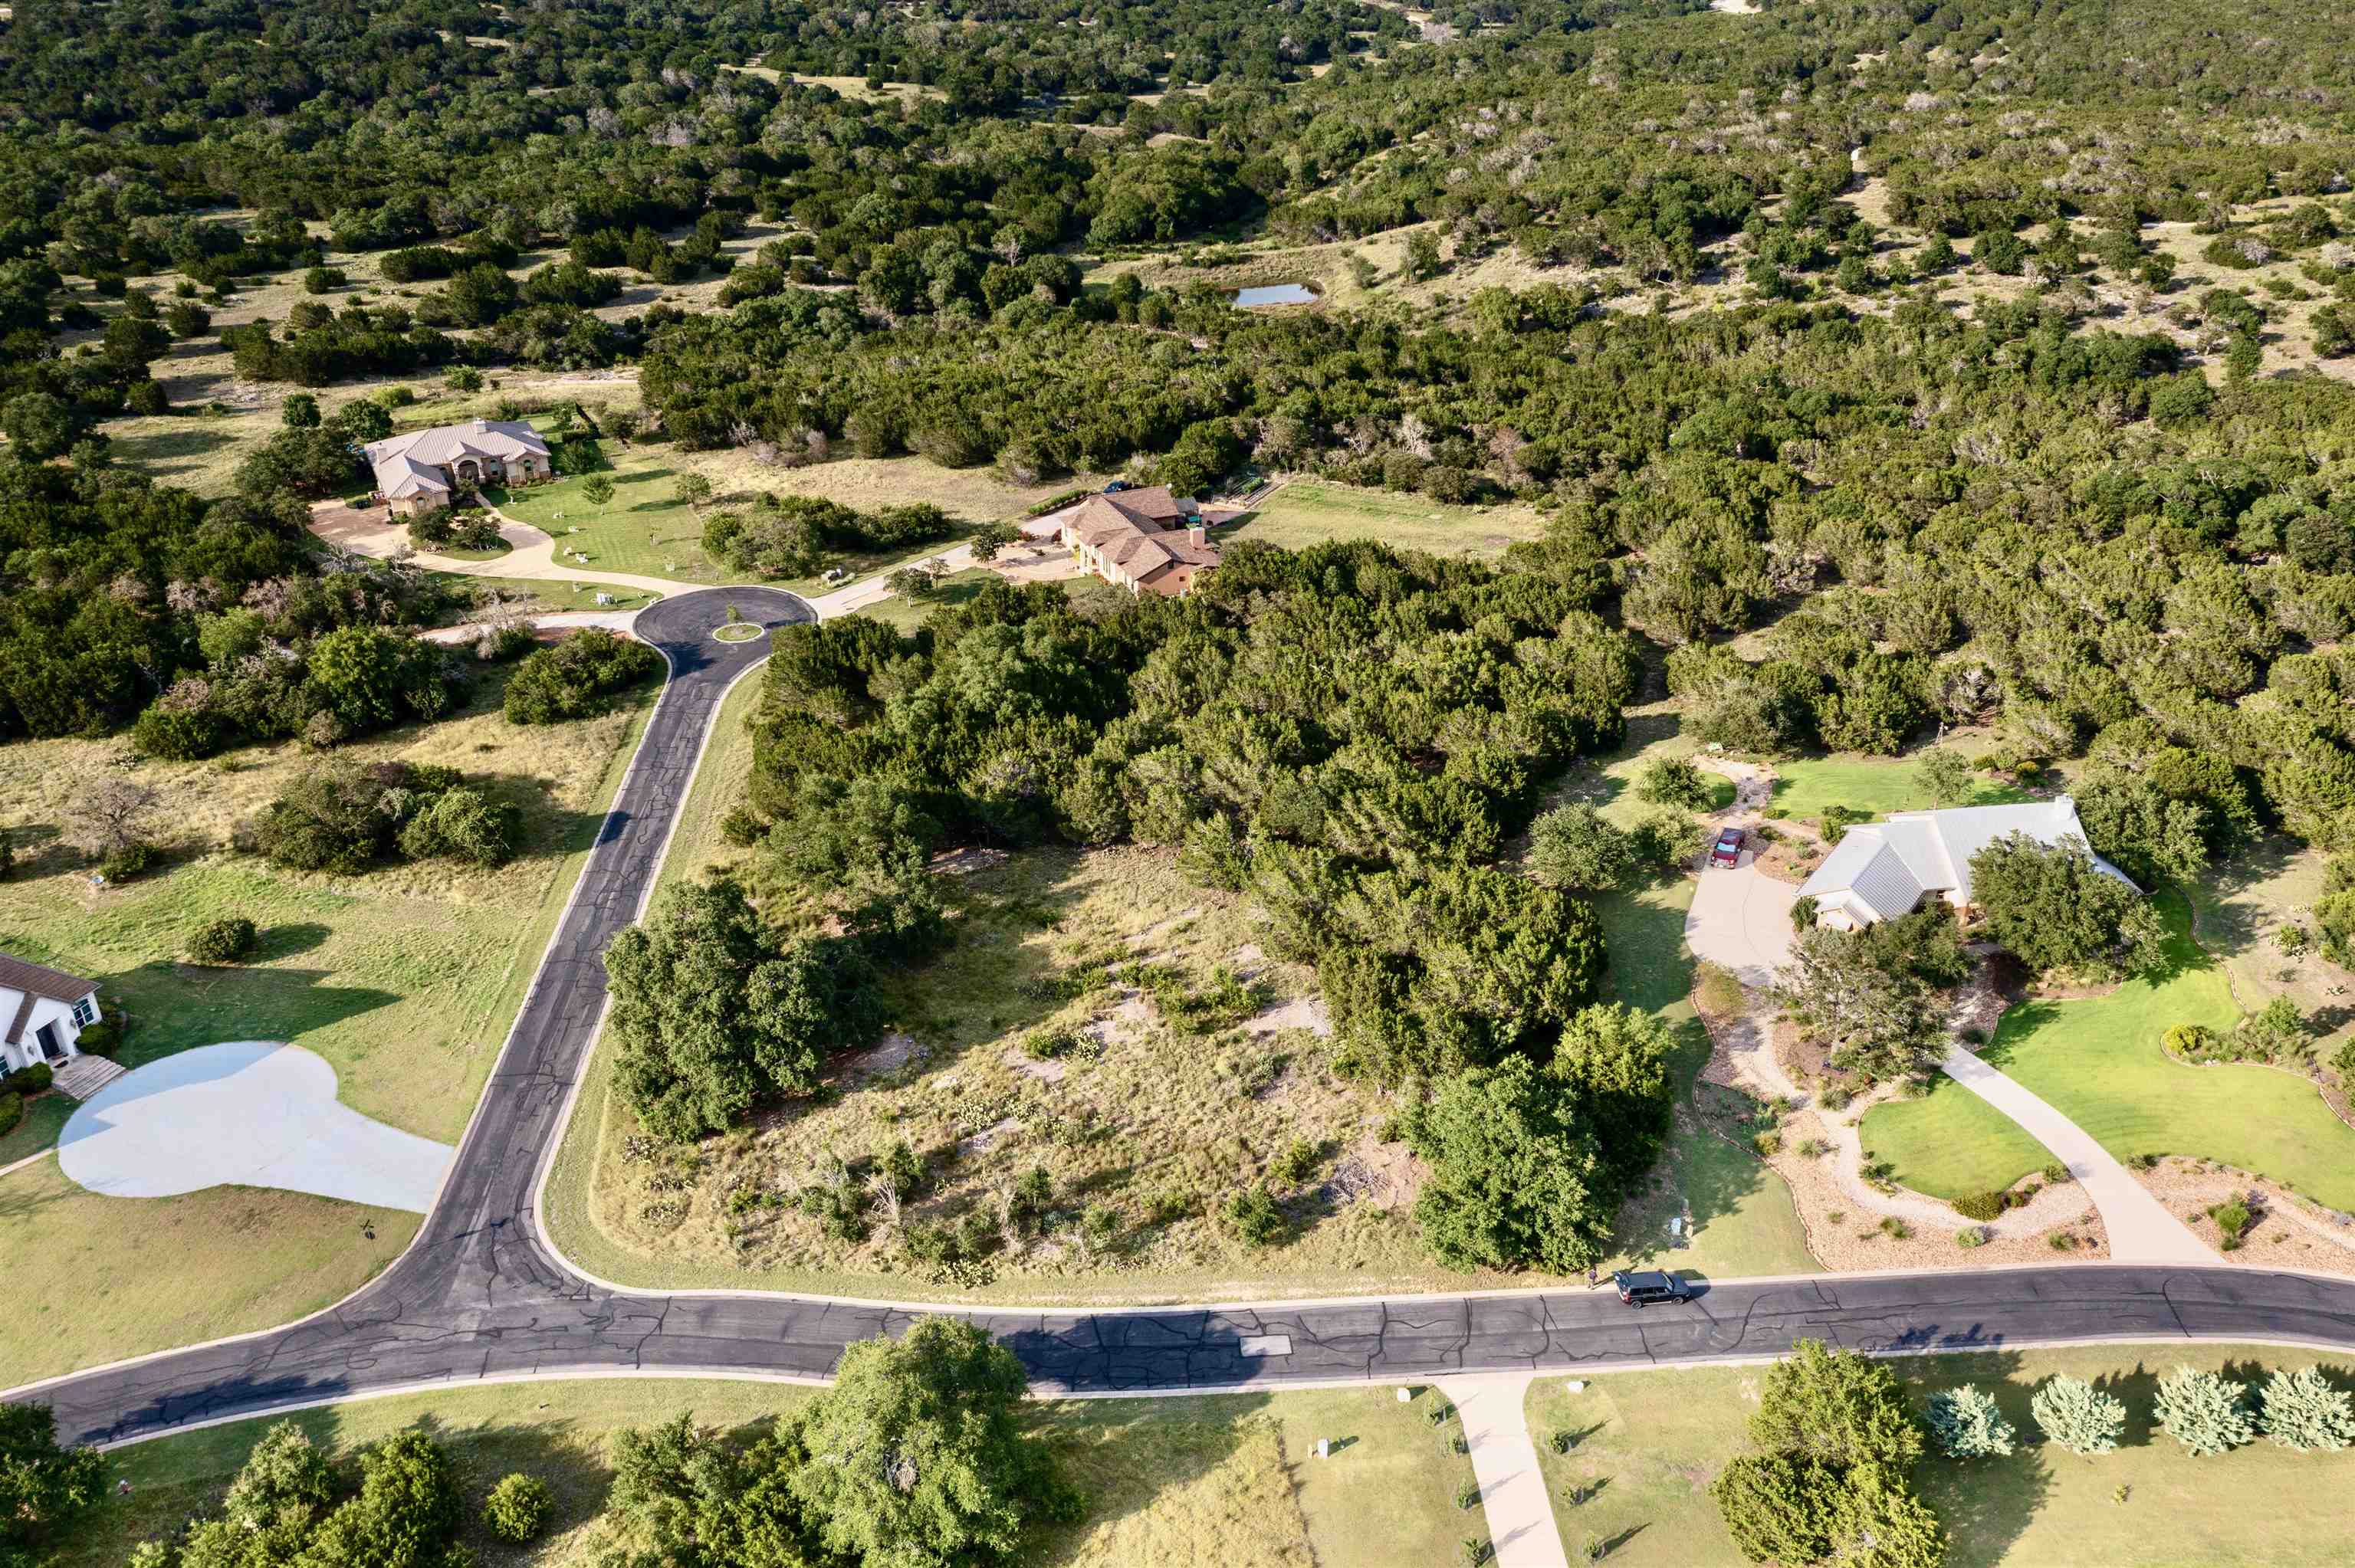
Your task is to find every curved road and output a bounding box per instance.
[11,587,2355,1448]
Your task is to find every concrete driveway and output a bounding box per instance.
[1684,857,1798,985]
[57,1042,455,1213]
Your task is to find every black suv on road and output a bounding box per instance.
[1611,1269,1694,1307]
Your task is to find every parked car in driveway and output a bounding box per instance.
[1710,826,1746,868]
[1612,1269,1695,1307]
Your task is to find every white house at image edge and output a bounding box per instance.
[1795,795,2138,931]
[0,951,103,1074]
[362,419,551,518]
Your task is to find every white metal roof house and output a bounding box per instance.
[0,952,102,1074]
[362,419,551,517]
[1795,795,2137,931]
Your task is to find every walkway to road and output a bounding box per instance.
[1939,1045,2213,1264]
[1440,1373,1569,1568]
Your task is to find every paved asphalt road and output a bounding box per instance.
[12,587,2355,1449]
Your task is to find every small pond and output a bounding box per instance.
[1229,281,1320,308]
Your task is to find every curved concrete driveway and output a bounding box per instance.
[1684,857,1798,985]
[58,1044,453,1214]
[10,587,2355,1455]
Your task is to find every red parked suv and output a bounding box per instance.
[1710,827,1745,868]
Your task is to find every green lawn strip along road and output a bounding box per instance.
[1863,892,2355,1211]
[1590,875,1818,1281]
[1766,754,2028,824]
[0,685,661,1389]
[1572,706,1815,1280]
[41,1379,1475,1568]
[1527,1344,2355,1568]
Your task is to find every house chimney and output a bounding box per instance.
[472,418,490,432]
[1186,524,1206,548]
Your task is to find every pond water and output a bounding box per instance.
[1230,282,1319,308]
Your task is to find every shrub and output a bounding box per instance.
[2165,1022,2217,1061]
[2153,1366,2256,1455]
[0,1091,18,1137]
[1753,1131,1782,1156]
[71,1020,120,1055]
[2031,1374,2127,1455]
[1222,1183,1283,1247]
[396,785,521,868]
[2042,1162,2070,1184]
[1878,1215,1912,1240]
[2207,1196,2253,1249]
[2258,1365,2355,1452]
[1952,1191,2005,1222]
[482,1473,551,1543]
[1926,1384,2016,1457]
[1818,1084,1852,1111]
[1273,1137,1322,1186]
[189,917,258,963]
[1955,1225,1988,1248]
[1635,756,1716,810]
[2,1062,52,1096]
[1023,1027,1075,1061]
[100,841,159,881]
[504,629,663,723]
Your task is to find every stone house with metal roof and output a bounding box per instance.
[362,419,553,517]
[1059,486,1222,596]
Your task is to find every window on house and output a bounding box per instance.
[71,998,97,1028]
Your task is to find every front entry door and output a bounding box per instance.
[34,1022,63,1061]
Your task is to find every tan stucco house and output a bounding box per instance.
[363,419,552,517]
[0,952,103,1074]
[1059,485,1222,596]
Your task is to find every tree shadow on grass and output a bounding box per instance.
[2191,834,2301,965]
[1897,1350,2054,1568]
[1020,1393,1282,1565]
[97,963,403,1071]
[254,922,333,961]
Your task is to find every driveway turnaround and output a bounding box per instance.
[11,585,2355,1452]
[57,1044,453,1214]
[1684,858,1798,984]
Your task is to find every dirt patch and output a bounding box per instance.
[2137,1155,2355,1278]
[1004,1047,1067,1084]
[841,1031,926,1085]
[957,1115,1023,1158]
[1320,1129,1424,1212]
[931,847,1010,877]
[1246,996,1332,1038]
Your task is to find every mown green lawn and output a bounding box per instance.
[1864,893,2355,1210]
[45,1379,1475,1568]
[1226,479,1548,559]
[1528,1344,2355,1568]
[491,451,724,585]
[1768,754,2027,823]
[1857,1077,2059,1201]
